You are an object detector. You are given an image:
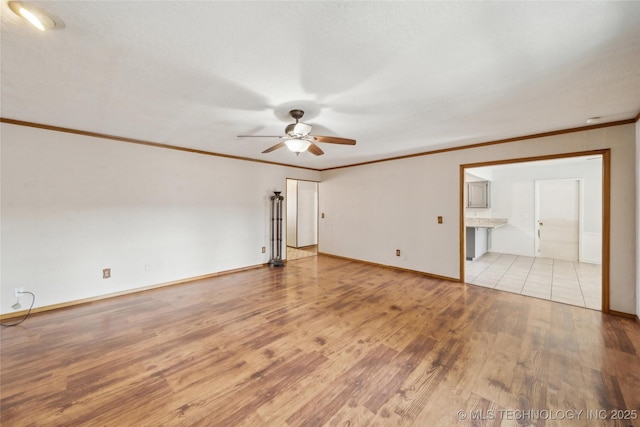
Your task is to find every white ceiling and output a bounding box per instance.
[1,1,639,170]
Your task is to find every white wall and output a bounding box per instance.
[320,124,637,315]
[320,153,459,279]
[2,122,636,316]
[486,158,602,262]
[0,123,320,314]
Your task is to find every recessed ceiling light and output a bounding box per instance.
[8,1,65,31]
[586,117,601,124]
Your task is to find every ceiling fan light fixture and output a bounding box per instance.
[239,108,354,157]
[284,139,311,155]
[285,122,312,137]
[9,1,64,31]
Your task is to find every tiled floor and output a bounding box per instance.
[286,245,318,261]
[465,252,602,310]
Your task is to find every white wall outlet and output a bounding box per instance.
[14,287,24,297]
[103,268,111,279]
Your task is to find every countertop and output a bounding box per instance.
[465,218,508,229]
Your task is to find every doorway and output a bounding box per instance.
[460,151,608,312]
[286,179,318,260]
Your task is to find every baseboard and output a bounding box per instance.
[318,252,459,283]
[5,257,631,321]
[608,309,638,320]
[318,254,639,318]
[0,263,266,321]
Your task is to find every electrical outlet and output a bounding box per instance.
[437,216,443,224]
[103,268,111,279]
[396,249,401,256]
[14,287,24,297]
[261,246,266,253]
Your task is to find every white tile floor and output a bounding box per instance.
[286,245,317,261]
[465,252,602,310]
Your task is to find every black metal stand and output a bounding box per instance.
[268,191,285,267]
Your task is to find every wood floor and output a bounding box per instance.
[1,255,639,426]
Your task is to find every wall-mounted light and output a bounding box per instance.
[8,1,65,31]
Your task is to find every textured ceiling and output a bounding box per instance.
[1,1,639,169]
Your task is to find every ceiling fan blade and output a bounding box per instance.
[262,142,286,153]
[237,135,283,138]
[307,143,324,156]
[313,135,356,145]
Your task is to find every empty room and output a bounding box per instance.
[1,2,639,426]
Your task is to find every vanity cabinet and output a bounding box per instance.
[467,181,490,208]
[466,227,488,260]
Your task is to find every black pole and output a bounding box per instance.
[269,191,285,267]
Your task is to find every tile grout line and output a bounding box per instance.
[468,253,500,288]
[571,262,602,308]
[572,260,587,308]
[515,255,535,295]
[549,258,555,301]
[521,258,538,297]
[493,253,520,290]
[468,253,600,310]
[478,254,498,281]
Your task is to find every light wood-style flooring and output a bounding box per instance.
[1,255,639,426]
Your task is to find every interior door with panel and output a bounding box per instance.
[535,179,580,261]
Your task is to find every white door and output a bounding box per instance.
[296,181,318,247]
[286,179,298,247]
[535,179,580,261]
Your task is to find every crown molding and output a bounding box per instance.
[0,118,322,172]
[2,116,636,172]
[321,117,637,171]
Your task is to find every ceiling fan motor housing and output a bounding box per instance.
[289,109,305,120]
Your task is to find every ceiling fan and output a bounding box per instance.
[237,109,356,156]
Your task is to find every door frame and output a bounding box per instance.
[459,149,610,313]
[285,177,320,252]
